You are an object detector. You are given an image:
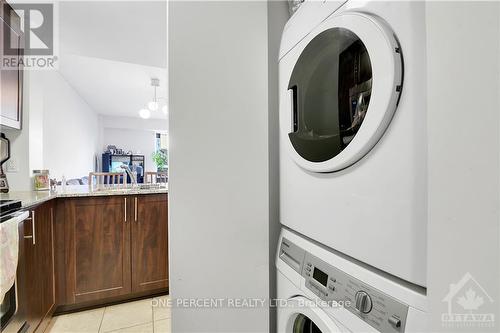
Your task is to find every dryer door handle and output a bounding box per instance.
[289,86,298,133]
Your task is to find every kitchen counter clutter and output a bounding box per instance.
[0,184,168,208]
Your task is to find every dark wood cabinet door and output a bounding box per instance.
[22,211,40,333]
[35,201,55,332]
[131,194,168,292]
[22,201,55,333]
[66,196,131,303]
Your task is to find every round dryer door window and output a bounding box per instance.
[281,13,403,172]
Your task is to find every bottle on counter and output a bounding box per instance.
[50,178,57,192]
[61,175,67,191]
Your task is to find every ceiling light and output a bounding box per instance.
[149,78,160,111]
[162,105,168,115]
[139,78,166,120]
[139,108,151,119]
[148,101,159,111]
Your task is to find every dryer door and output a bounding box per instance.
[280,12,402,173]
[278,296,345,333]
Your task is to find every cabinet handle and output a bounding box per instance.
[32,210,36,245]
[134,197,138,222]
[124,198,127,222]
[24,211,36,245]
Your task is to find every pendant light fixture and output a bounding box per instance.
[139,108,151,119]
[148,78,160,111]
[138,78,167,119]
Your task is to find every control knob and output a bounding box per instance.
[354,291,373,314]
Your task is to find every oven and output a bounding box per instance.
[1,199,28,333]
[1,282,19,330]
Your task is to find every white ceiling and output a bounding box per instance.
[57,1,168,120]
[59,54,168,119]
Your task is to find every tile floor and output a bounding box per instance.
[46,295,171,333]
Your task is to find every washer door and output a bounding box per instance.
[278,297,344,333]
[280,12,402,173]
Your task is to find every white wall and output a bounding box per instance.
[102,127,157,173]
[100,115,168,133]
[2,71,34,190]
[426,2,500,331]
[42,71,100,180]
[168,1,274,331]
[100,115,168,173]
[2,70,96,189]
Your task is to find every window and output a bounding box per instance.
[155,133,168,152]
[154,133,168,170]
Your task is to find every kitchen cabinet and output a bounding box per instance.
[23,201,55,333]
[56,194,168,308]
[63,196,131,303]
[131,194,169,292]
[0,0,24,129]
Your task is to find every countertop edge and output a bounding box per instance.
[1,187,168,209]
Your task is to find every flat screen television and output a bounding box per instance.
[102,153,145,183]
[110,161,127,173]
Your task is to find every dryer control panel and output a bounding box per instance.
[301,252,409,333]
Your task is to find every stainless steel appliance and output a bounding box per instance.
[0,199,21,215]
[0,133,11,193]
[0,199,28,333]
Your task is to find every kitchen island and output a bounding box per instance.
[1,185,168,333]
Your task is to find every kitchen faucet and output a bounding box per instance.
[120,164,138,187]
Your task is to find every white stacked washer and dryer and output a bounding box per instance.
[276,0,428,332]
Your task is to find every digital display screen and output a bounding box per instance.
[313,267,328,287]
[111,161,127,173]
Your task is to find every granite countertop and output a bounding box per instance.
[0,184,168,208]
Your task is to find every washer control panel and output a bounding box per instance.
[301,252,409,333]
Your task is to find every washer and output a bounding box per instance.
[279,0,427,286]
[276,228,427,333]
